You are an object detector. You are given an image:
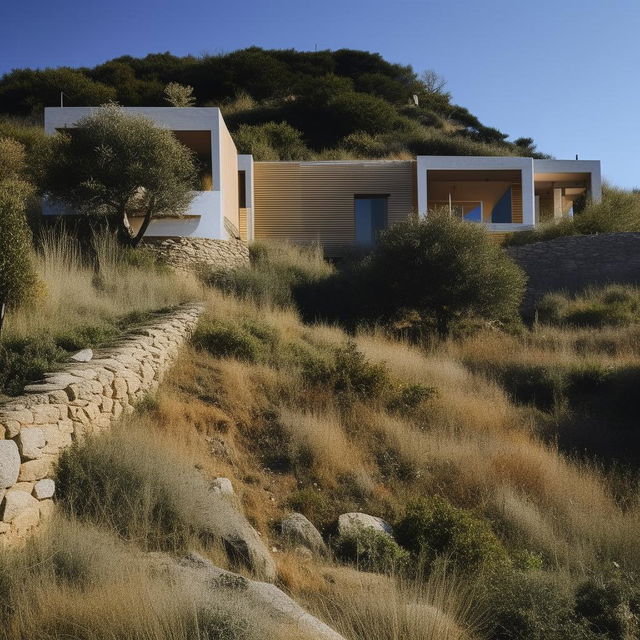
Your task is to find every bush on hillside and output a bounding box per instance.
[192,318,278,363]
[395,497,509,574]
[298,213,526,337]
[0,139,38,325]
[207,241,333,307]
[537,285,640,328]
[506,187,640,247]
[233,121,312,160]
[55,428,242,551]
[333,527,409,573]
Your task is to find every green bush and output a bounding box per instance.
[484,570,594,640]
[192,319,270,363]
[496,364,567,411]
[333,527,409,573]
[537,285,640,328]
[506,187,640,247]
[287,488,333,531]
[387,383,436,413]
[0,335,66,397]
[301,341,390,400]
[233,121,311,161]
[395,497,509,574]
[575,574,640,639]
[207,241,333,308]
[0,141,38,316]
[299,213,526,337]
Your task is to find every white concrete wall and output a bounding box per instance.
[416,156,536,228]
[43,107,228,240]
[533,159,602,203]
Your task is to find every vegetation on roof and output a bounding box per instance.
[0,47,548,161]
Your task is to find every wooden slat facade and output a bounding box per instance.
[238,208,248,241]
[511,183,523,223]
[254,161,416,255]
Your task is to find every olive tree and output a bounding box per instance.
[363,211,527,336]
[0,138,37,335]
[42,105,197,246]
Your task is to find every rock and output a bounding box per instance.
[337,512,394,538]
[210,477,234,496]
[33,478,55,500]
[70,348,93,362]
[16,426,46,460]
[281,512,327,555]
[1,489,39,523]
[0,440,21,488]
[158,552,347,640]
[18,456,55,482]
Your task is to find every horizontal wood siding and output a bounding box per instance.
[511,183,523,223]
[254,161,416,255]
[238,208,248,241]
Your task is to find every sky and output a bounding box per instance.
[1,0,639,188]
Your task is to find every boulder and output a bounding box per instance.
[1,489,39,523]
[70,348,93,362]
[16,426,46,460]
[0,440,21,488]
[337,512,394,538]
[281,512,327,554]
[210,477,234,496]
[33,478,55,500]
[159,552,347,640]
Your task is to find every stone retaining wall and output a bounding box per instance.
[507,233,640,313]
[0,303,203,546]
[144,238,249,272]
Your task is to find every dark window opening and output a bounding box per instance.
[354,195,389,246]
[238,171,247,208]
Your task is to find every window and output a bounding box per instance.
[238,171,247,208]
[431,201,483,222]
[355,195,388,246]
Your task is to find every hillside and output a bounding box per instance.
[0,48,547,160]
[2,239,640,640]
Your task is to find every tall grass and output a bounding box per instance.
[6,227,199,339]
[0,228,200,396]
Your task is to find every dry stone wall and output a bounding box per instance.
[144,238,249,272]
[0,303,203,546]
[507,233,640,313]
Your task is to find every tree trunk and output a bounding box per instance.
[0,302,5,339]
[116,208,136,246]
[130,208,154,248]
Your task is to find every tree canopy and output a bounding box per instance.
[0,48,546,161]
[41,105,197,246]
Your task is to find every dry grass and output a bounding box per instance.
[4,228,200,340]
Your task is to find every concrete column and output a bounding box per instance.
[521,160,536,226]
[553,187,563,219]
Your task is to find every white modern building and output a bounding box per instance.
[44,106,602,254]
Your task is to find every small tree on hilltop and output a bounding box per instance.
[42,104,197,246]
[364,211,527,336]
[0,138,38,335]
[164,82,196,107]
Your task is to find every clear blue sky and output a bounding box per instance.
[1,0,639,188]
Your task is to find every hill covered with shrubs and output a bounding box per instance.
[0,47,547,160]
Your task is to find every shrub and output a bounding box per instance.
[484,570,593,640]
[55,428,242,551]
[207,241,333,308]
[496,364,567,411]
[0,147,38,321]
[395,497,509,574]
[387,383,436,413]
[192,318,276,363]
[302,213,526,337]
[334,527,409,573]
[302,341,390,400]
[575,574,640,639]
[233,121,311,160]
[537,285,640,328]
[287,488,333,531]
